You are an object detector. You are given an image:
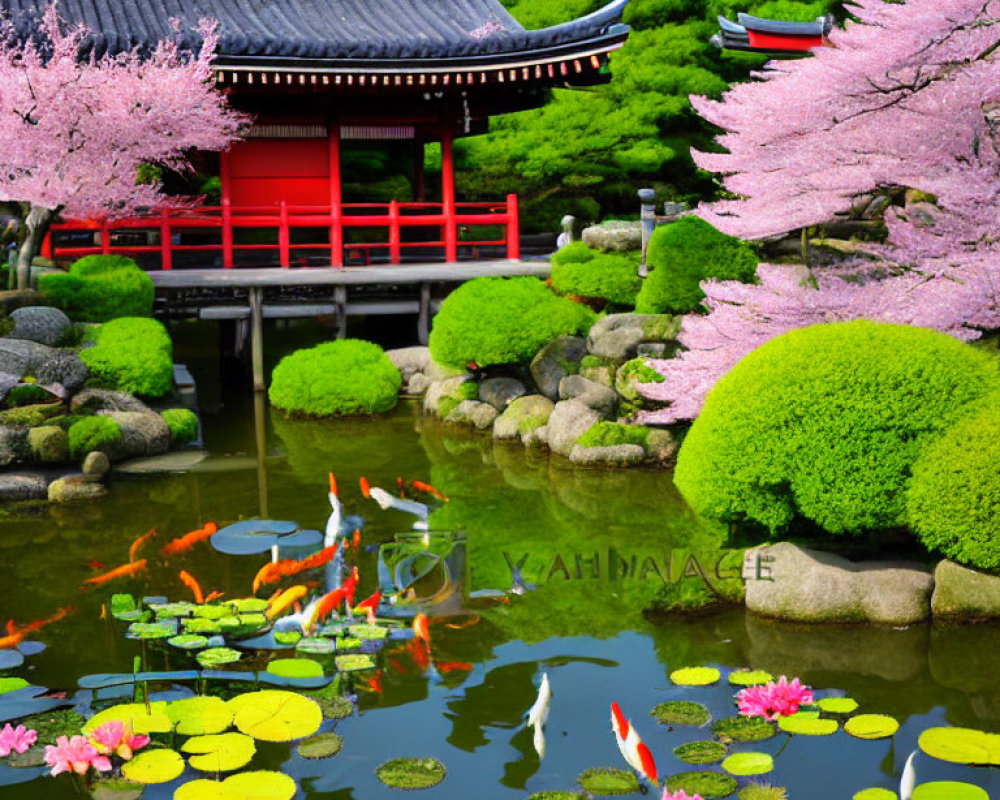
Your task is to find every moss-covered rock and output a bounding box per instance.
[161,408,199,445]
[931,560,1000,621]
[269,338,401,417]
[27,424,68,463]
[493,394,555,440]
[67,415,122,460]
[444,399,498,430]
[615,358,664,404]
[0,402,63,428]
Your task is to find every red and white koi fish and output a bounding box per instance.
[324,473,342,547]
[611,702,658,788]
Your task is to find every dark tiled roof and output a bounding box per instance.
[1,0,630,63]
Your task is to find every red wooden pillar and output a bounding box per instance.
[100,219,111,256]
[40,234,53,260]
[328,123,343,268]
[388,200,401,263]
[441,123,457,263]
[505,193,520,261]
[278,201,290,268]
[220,150,234,268]
[159,211,172,270]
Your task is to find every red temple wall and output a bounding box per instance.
[227,138,331,206]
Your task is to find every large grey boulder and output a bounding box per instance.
[406,372,431,395]
[0,339,87,393]
[587,314,680,361]
[71,389,150,414]
[745,542,933,625]
[932,560,1000,620]
[444,399,498,430]
[493,395,554,441]
[7,306,72,347]
[104,411,171,460]
[546,399,601,457]
[0,472,48,502]
[385,346,431,381]
[558,374,617,417]
[82,450,111,482]
[423,375,474,418]
[569,443,646,466]
[581,220,641,253]
[530,335,587,401]
[478,377,526,411]
[645,429,679,465]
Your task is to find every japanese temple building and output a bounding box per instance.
[2,0,632,270]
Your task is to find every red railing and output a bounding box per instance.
[43,195,520,269]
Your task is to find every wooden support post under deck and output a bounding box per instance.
[418,282,431,345]
[249,287,265,392]
[441,123,457,262]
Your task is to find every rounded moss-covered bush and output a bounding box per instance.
[81,317,173,397]
[429,276,595,369]
[551,244,642,307]
[269,339,401,417]
[635,216,757,314]
[38,255,154,322]
[68,416,122,460]
[161,408,198,445]
[675,321,1000,535]
[907,398,1000,571]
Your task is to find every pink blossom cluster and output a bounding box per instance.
[89,720,149,761]
[0,723,37,756]
[470,20,506,39]
[661,790,705,800]
[44,735,111,777]
[737,676,814,721]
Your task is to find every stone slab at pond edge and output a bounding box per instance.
[745,542,933,624]
[931,560,1000,620]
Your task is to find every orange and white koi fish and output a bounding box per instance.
[410,480,448,502]
[179,570,205,604]
[355,590,380,623]
[84,559,148,586]
[267,585,309,620]
[329,472,338,497]
[307,587,348,632]
[160,523,218,557]
[0,606,72,649]
[251,543,340,594]
[611,702,658,788]
[128,528,157,563]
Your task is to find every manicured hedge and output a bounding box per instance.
[68,416,121,460]
[38,255,154,322]
[674,321,1000,535]
[429,276,595,369]
[550,243,642,307]
[161,408,199,445]
[269,338,401,417]
[907,398,1000,571]
[635,216,758,314]
[81,317,173,398]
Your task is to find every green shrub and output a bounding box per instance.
[38,255,154,322]
[577,421,650,448]
[269,338,401,417]
[907,397,1000,571]
[68,416,122,460]
[429,277,596,369]
[551,245,642,307]
[635,216,758,314]
[675,321,1000,535]
[81,317,173,397]
[4,384,52,407]
[161,408,199,445]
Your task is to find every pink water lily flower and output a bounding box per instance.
[661,790,705,800]
[0,723,37,756]
[737,675,814,721]
[89,720,149,761]
[44,735,111,776]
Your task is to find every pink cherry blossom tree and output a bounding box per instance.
[638,0,1000,422]
[0,5,248,289]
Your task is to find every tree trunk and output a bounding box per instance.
[16,206,55,290]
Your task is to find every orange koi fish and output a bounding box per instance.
[355,590,380,623]
[351,529,361,549]
[266,585,309,620]
[445,615,481,630]
[342,567,360,609]
[84,560,106,571]
[128,528,157,563]
[359,476,371,499]
[251,544,341,594]
[160,522,218,557]
[389,657,408,674]
[435,661,473,674]
[365,670,383,695]
[410,480,449,502]
[84,559,148,586]
[396,477,406,498]
[308,586,348,630]
[329,473,338,497]
[179,570,205,604]
[204,590,225,604]
[0,606,72,649]
[409,637,431,671]
[412,613,430,643]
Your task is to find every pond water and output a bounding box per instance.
[2,321,1000,800]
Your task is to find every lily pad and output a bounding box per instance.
[111,594,137,618]
[228,690,322,742]
[222,771,296,800]
[274,631,302,646]
[728,670,774,687]
[297,732,343,759]
[307,693,354,720]
[665,771,738,799]
[348,625,389,641]
[166,696,234,736]
[196,648,242,669]
[295,638,337,655]
[182,732,256,772]
[722,752,774,776]
[778,712,838,736]
[121,748,185,784]
[149,603,194,619]
[174,779,231,800]
[670,667,721,686]
[711,716,776,743]
[277,529,324,550]
[89,778,145,800]
[844,714,899,740]
[375,757,447,790]
[336,637,362,652]
[182,619,222,635]
[211,520,299,555]
[114,609,150,624]
[674,740,726,765]
[85,702,173,735]
[267,659,324,679]
[168,635,209,651]
[818,697,859,714]
[192,606,229,621]
[0,651,24,671]
[853,790,898,800]
[918,727,1000,765]
[911,782,988,800]
[335,654,376,672]
[576,767,638,795]
[652,701,711,726]
[229,599,269,614]
[0,678,29,695]
[126,621,177,640]
[15,642,45,657]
